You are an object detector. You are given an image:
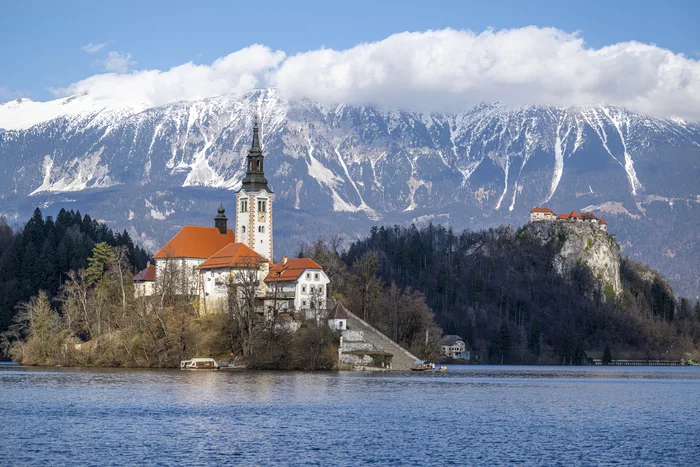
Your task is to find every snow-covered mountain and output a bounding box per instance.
[1,89,699,296]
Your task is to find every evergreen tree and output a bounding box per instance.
[86,243,115,286]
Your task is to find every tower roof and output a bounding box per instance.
[239,117,272,193]
[215,199,227,220]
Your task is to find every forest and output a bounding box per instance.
[2,209,699,367]
[329,223,700,364]
[0,208,148,332]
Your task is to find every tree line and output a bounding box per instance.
[335,223,700,364]
[0,208,149,332]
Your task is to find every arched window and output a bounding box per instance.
[241,226,246,233]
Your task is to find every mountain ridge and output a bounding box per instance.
[1,89,699,297]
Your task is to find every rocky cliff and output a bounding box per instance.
[525,221,622,299]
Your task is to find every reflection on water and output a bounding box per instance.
[1,365,699,465]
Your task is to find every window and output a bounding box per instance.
[302,300,307,307]
[314,273,319,281]
[258,225,265,233]
[309,286,315,294]
[306,273,311,280]
[241,226,246,233]
[302,285,306,293]
[240,200,248,212]
[318,285,324,295]
[257,200,266,213]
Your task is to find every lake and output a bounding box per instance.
[1,364,698,466]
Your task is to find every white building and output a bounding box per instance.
[265,256,330,319]
[440,335,470,360]
[197,242,269,310]
[530,206,556,222]
[235,118,274,261]
[327,302,349,330]
[150,218,236,297]
[133,262,156,298]
[136,121,332,320]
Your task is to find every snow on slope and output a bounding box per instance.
[3,90,700,215]
[0,94,146,131]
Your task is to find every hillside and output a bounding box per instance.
[337,221,700,363]
[1,90,700,296]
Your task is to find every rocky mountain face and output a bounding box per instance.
[0,89,699,297]
[526,221,622,299]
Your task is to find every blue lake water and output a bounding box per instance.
[1,364,699,466]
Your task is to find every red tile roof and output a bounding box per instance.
[581,213,598,220]
[197,243,267,270]
[557,213,570,220]
[134,264,156,282]
[265,258,323,282]
[569,210,582,219]
[153,226,235,259]
[530,206,555,214]
[599,217,607,225]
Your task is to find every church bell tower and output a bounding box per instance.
[235,117,274,260]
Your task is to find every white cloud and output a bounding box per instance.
[81,42,109,53]
[54,28,700,121]
[55,45,285,107]
[99,51,136,73]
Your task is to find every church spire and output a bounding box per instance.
[240,116,271,193]
[250,116,262,154]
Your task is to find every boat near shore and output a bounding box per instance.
[411,360,434,371]
[180,358,219,370]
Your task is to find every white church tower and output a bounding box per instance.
[235,118,274,261]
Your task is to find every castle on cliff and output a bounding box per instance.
[530,206,607,231]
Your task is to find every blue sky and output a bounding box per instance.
[2,0,698,101]
[1,0,699,121]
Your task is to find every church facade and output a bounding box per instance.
[134,119,330,319]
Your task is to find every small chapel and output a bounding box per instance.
[134,119,330,319]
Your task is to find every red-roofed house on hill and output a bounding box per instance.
[529,206,556,222]
[265,256,330,318]
[530,206,608,230]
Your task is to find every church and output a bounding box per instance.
[134,119,330,318]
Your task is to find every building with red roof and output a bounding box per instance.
[134,262,156,297]
[265,256,329,315]
[530,206,608,230]
[136,124,331,320]
[529,206,557,222]
[197,243,270,309]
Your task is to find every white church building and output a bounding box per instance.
[135,119,330,319]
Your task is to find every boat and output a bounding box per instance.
[180,358,219,370]
[436,365,448,372]
[411,360,435,371]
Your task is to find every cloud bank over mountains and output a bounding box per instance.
[40,27,700,121]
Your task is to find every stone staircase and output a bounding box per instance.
[338,305,418,371]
